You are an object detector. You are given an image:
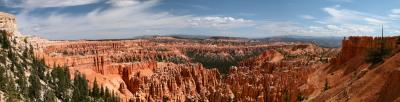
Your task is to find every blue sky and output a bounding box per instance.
[0,0,400,40]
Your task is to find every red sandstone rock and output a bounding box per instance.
[36,38,335,101]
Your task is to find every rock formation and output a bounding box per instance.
[35,37,337,101]
[332,36,397,65]
[307,36,400,102]
[0,12,17,34]
[4,9,400,101]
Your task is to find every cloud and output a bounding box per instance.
[364,18,385,25]
[256,21,304,35]
[191,5,211,10]
[300,15,315,20]
[14,0,254,39]
[2,0,102,8]
[389,9,400,20]
[327,0,353,2]
[256,21,375,36]
[5,0,394,39]
[323,7,359,22]
[18,1,187,36]
[323,7,386,25]
[189,16,253,29]
[106,0,142,7]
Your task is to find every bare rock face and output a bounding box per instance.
[124,63,233,101]
[0,12,17,35]
[378,69,400,102]
[225,50,316,102]
[332,36,397,65]
[306,36,400,102]
[37,38,337,101]
[221,44,335,102]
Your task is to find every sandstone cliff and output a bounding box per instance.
[307,36,400,102]
[37,38,337,102]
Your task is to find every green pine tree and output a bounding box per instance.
[91,78,100,98]
[28,74,41,100]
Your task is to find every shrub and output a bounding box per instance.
[323,79,330,91]
[365,48,391,64]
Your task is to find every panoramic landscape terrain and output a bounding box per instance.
[1,0,400,102]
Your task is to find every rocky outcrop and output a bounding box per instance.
[378,69,400,102]
[306,36,400,102]
[225,56,316,101]
[332,36,397,65]
[36,38,337,101]
[122,63,233,101]
[0,12,17,34]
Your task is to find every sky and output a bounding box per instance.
[0,0,400,40]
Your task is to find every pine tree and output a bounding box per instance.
[72,73,89,102]
[28,74,41,100]
[44,90,57,102]
[91,78,100,97]
[0,30,10,49]
[0,66,7,90]
[50,67,71,101]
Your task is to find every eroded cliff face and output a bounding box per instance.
[307,36,400,102]
[36,38,338,102]
[332,36,397,65]
[124,63,234,101]
[224,44,335,102]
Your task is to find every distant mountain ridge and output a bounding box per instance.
[255,35,343,48]
[50,34,343,48]
[136,34,343,48]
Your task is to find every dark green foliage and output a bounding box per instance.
[156,56,187,64]
[44,90,57,102]
[93,85,118,102]
[5,74,21,101]
[91,78,100,97]
[233,96,238,102]
[283,89,290,102]
[16,76,28,97]
[100,86,105,96]
[28,74,41,100]
[366,48,392,64]
[296,93,307,102]
[49,67,71,101]
[185,50,263,74]
[0,30,10,49]
[397,36,400,44]
[0,30,120,101]
[323,79,330,91]
[72,73,89,102]
[32,58,47,80]
[0,66,6,90]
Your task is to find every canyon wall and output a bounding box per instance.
[36,38,337,101]
[332,36,397,65]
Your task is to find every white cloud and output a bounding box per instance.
[392,9,400,14]
[15,0,254,39]
[3,0,102,8]
[300,15,315,20]
[107,0,142,7]
[389,9,400,20]
[323,7,359,22]
[189,16,253,29]
[256,21,375,36]
[6,0,395,39]
[327,0,353,3]
[364,18,385,25]
[256,21,304,35]
[323,7,386,25]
